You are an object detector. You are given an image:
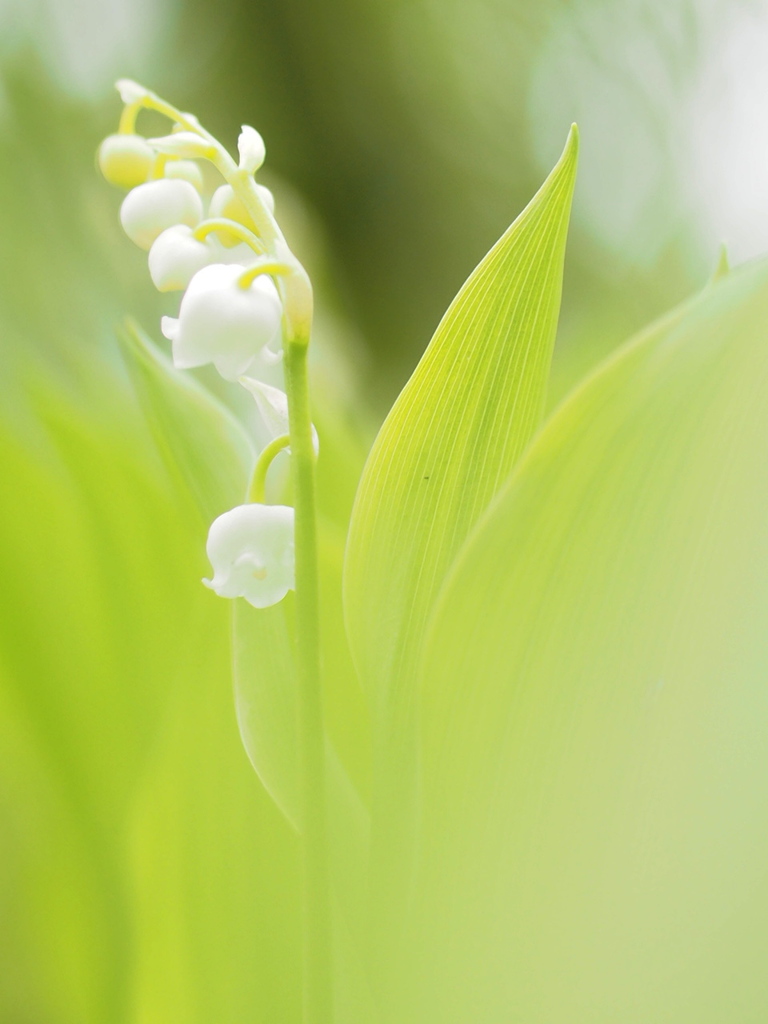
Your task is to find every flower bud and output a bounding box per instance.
[209,184,257,246]
[164,159,205,191]
[161,263,282,380]
[98,133,154,189]
[256,183,275,216]
[203,503,294,608]
[116,78,147,104]
[148,225,217,292]
[148,227,257,291]
[120,179,204,250]
[238,125,266,173]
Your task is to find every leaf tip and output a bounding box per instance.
[543,123,579,198]
[709,242,731,285]
[564,122,580,161]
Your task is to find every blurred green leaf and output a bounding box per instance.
[232,433,370,833]
[233,600,300,825]
[118,319,253,523]
[342,125,578,1010]
[404,258,768,1023]
[128,629,302,1024]
[344,125,579,715]
[711,243,731,283]
[235,595,372,1017]
[119,318,303,832]
[119,312,372,973]
[0,389,303,1024]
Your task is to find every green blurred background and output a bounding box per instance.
[2,0,768,1019]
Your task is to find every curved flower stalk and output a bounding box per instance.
[98,81,330,1024]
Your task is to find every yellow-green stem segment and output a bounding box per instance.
[193,218,267,255]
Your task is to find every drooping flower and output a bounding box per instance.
[256,183,275,215]
[161,263,282,380]
[164,159,205,191]
[98,133,155,189]
[208,184,275,245]
[148,225,220,292]
[208,184,258,246]
[148,226,257,292]
[203,503,294,608]
[120,178,204,250]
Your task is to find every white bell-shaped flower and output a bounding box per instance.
[209,184,257,246]
[161,263,282,380]
[203,503,294,608]
[148,225,219,291]
[240,376,319,454]
[207,183,275,250]
[209,182,275,223]
[257,183,276,216]
[223,241,262,266]
[164,159,205,191]
[148,226,257,291]
[120,179,204,250]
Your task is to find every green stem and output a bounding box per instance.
[247,434,290,503]
[284,339,333,1024]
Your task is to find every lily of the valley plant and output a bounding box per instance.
[99,80,768,1024]
[100,80,330,1022]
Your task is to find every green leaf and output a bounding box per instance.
[234,597,371,997]
[121,317,372,932]
[404,258,768,1023]
[233,599,300,824]
[0,389,303,1024]
[233,415,371,832]
[118,318,253,522]
[120,318,307,821]
[344,126,579,714]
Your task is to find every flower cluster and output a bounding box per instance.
[99,80,315,609]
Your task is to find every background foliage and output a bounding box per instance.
[2,0,768,1020]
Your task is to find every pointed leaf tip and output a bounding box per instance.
[554,123,579,173]
[710,243,731,285]
[344,125,579,709]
